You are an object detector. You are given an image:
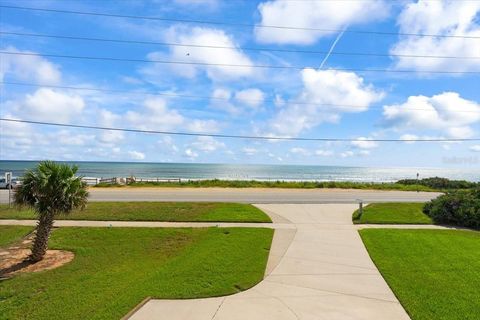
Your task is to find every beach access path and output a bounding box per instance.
[0,188,441,204]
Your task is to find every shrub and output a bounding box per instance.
[397,177,477,190]
[423,189,480,229]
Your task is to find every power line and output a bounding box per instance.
[1,4,480,39]
[1,118,479,142]
[2,51,479,74]
[2,31,479,60]
[3,81,480,115]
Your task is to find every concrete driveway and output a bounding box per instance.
[128,204,410,320]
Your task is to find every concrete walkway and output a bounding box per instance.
[0,219,294,230]
[128,204,411,320]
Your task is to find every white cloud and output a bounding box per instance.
[125,97,184,130]
[400,134,419,144]
[255,0,388,45]
[210,88,237,114]
[470,145,480,152]
[128,150,145,160]
[268,69,383,136]
[16,88,84,122]
[187,119,220,133]
[242,147,257,155]
[391,1,480,72]
[383,92,480,138]
[158,136,179,153]
[290,147,311,156]
[190,136,225,152]
[234,88,265,109]
[340,151,355,158]
[1,46,61,84]
[145,26,254,81]
[210,88,265,115]
[315,149,333,157]
[56,130,94,146]
[351,137,378,149]
[184,148,199,159]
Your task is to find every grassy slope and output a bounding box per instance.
[95,180,436,191]
[0,202,272,223]
[360,229,480,320]
[0,226,33,247]
[353,203,433,224]
[0,227,273,320]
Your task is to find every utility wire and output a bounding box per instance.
[1,118,479,142]
[1,5,480,39]
[3,31,480,60]
[3,81,480,114]
[1,51,479,74]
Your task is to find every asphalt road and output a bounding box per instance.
[0,188,441,204]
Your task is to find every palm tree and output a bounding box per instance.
[14,161,89,262]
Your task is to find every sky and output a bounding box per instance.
[0,0,479,168]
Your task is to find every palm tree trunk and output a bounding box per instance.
[30,211,55,262]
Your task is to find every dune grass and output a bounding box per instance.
[353,202,433,224]
[360,229,480,320]
[0,227,273,320]
[0,226,33,247]
[94,179,437,191]
[0,202,271,223]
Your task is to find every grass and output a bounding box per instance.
[0,202,272,223]
[353,202,433,224]
[360,229,480,320]
[0,227,273,320]
[0,226,33,247]
[94,179,437,191]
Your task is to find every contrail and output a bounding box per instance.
[319,27,347,69]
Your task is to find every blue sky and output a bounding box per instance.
[1,0,479,168]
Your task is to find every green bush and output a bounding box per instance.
[398,177,477,190]
[423,189,480,229]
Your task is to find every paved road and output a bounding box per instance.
[0,188,440,204]
[129,204,411,320]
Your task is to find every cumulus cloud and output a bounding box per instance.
[144,26,254,81]
[383,92,480,138]
[234,88,265,109]
[210,88,265,114]
[315,149,333,157]
[267,69,383,136]
[391,1,480,72]
[184,148,199,159]
[189,136,225,152]
[242,147,257,155]
[351,137,378,149]
[14,88,85,122]
[124,97,220,134]
[128,150,145,160]
[340,151,355,158]
[1,46,61,84]
[125,97,185,130]
[290,147,311,156]
[255,0,388,44]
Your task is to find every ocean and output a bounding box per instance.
[0,161,478,182]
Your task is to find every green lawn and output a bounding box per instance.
[0,202,272,223]
[360,229,480,320]
[0,226,33,247]
[353,202,432,224]
[0,227,273,320]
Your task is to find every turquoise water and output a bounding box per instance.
[0,161,478,182]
